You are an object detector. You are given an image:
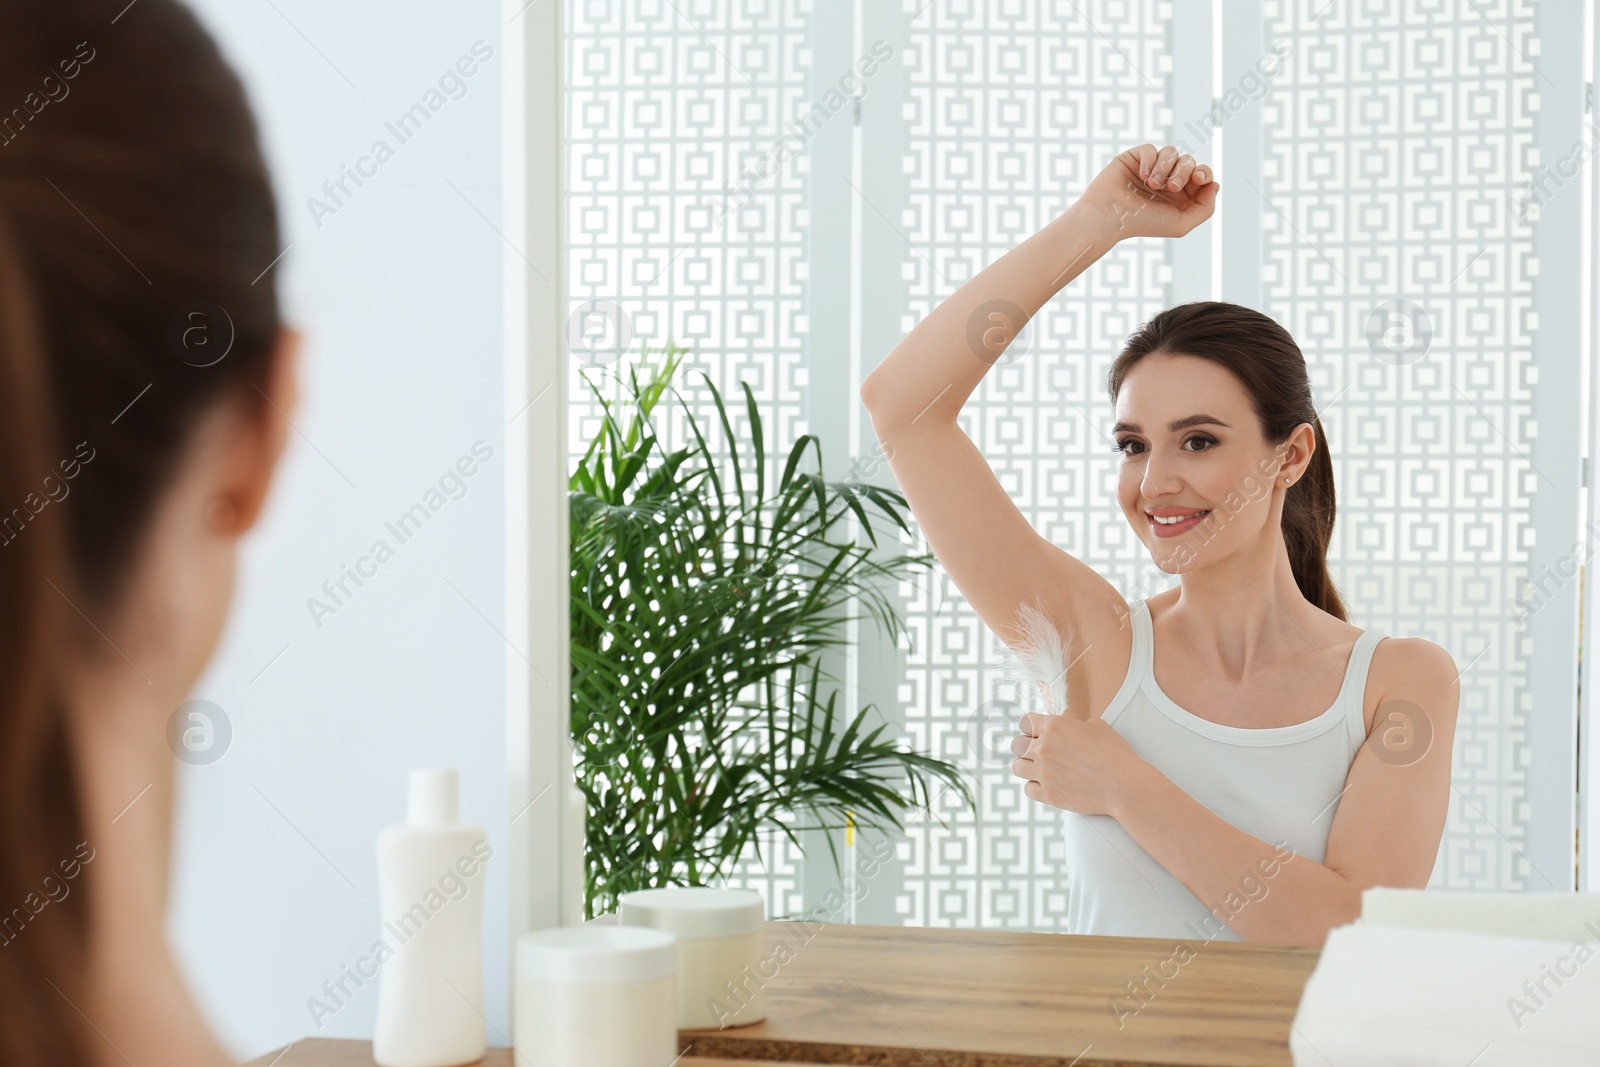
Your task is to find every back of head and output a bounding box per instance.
[0,3,281,1061]
[1107,300,1345,622]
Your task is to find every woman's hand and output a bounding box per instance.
[1079,143,1218,242]
[1009,711,1147,818]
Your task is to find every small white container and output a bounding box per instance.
[514,925,679,1067]
[618,887,767,1029]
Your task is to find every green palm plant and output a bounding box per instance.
[569,341,973,920]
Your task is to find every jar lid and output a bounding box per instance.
[517,925,678,984]
[617,886,766,939]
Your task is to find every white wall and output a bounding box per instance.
[166,2,510,1058]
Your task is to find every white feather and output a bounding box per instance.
[992,600,1074,714]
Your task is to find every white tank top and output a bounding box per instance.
[1061,595,1388,940]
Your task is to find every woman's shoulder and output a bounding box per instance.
[1370,633,1457,685]
[1364,634,1459,738]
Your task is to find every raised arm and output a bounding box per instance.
[860,144,1218,664]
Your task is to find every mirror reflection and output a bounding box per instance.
[565,1,1582,958]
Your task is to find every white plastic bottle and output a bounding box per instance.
[373,768,490,1067]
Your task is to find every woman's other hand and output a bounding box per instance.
[1080,143,1218,242]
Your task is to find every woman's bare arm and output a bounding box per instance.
[859,144,1218,653]
[860,200,1118,428]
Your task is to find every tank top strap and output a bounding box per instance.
[1131,596,1154,678]
[1095,598,1153,727]
[1341,627,1389,749]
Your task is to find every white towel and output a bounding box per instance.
[1290,921,1600,1066]
[1360,887,1600,944]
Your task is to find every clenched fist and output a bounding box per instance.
[1078,143,1219,241]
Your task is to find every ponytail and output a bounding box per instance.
[1282,414,1344,621]
[0,200,93,1065]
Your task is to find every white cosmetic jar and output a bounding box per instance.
[617,886,768,1029]
[514,924,679,1067]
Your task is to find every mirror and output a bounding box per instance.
[565,1,1586,949]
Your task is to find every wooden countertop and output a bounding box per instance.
[245,1042,797,1066]
[244,1042,794,1067]
[248,920,1322,1067]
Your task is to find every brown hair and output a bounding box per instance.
[0,3,282,1062]
[1107,300,1346,622]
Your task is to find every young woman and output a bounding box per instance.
[861,144,1458,945]
[0,3,298,1063]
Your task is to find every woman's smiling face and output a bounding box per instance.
[1112,352,1306,573]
